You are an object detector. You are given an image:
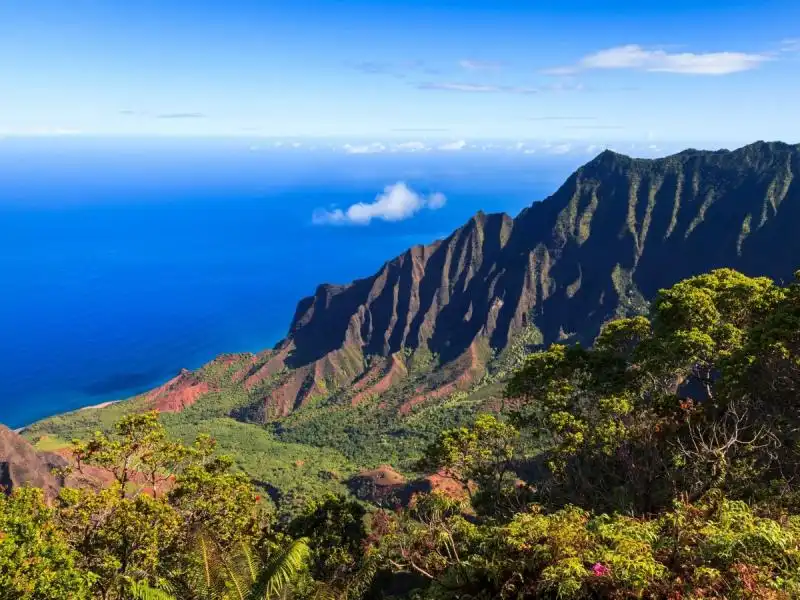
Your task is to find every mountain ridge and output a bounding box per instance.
[20,141,800,433]
[227,141,800,421]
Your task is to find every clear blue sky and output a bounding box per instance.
[1,0,798,147]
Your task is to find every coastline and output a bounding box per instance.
[13,399,121,435]
[81,400,120,411]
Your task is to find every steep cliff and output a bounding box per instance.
[237,141,800,419]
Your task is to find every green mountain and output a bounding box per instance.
[235,141,800,418]
[23,140,800,503]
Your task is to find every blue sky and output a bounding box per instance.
[0,0,798,150]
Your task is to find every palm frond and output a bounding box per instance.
[128,580,177,600]
[221,547,249,600]
[193,532,228,600]
[248,537,312,600]
[239,539,258,583]
[342,552,381,600]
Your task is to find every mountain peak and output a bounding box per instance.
[240,141,800,420]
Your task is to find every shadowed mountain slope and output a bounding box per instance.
[236,142,800,419]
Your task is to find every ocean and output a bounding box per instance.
[0,137,579,428]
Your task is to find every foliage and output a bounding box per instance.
[0,488,95,600]
[369,268,800,598]
[6,267,800,599]
[418,414,526,515]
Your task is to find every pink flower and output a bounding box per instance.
[591,563,610,577]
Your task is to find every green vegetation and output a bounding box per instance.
[6,267,800,598]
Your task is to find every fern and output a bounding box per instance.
[248,537,312,600]
[128,580,177,600]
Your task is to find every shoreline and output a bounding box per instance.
[80,400,120,411]
[13,399,122,435]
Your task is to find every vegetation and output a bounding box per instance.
[4,267,800,598]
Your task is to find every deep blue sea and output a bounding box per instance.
[0,137,579,428]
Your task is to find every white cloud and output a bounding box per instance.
[549,44,770,76]
[343,143,386,154]
[427,192,447,209]
[781,38,800,53]
[420,82,503,92]
[312,182,446,225]
[585,144,600,154]
[394,141,428,152]
[548,143,573,155]
[459,59,503,70]
[438,140,467,151]
[418,82,538,94]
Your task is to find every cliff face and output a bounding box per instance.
[241,141,800,419]
[0,425,62,498]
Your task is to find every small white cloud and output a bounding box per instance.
[427,192,447,209]
[395,141,428,152]
[438,140,467,151]
[781,38,800,53]
[418,82,538,94]
[292,142,302,148]
[312,182,447,225]
[523,149,536,154]
[549,44,770,76]
[274,141,284,147]
[459,59,503,70]
[548,143,573,155]
[540,66,579,76]
[343,143,386,154]
[585,144,599,154]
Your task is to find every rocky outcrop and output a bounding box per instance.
[347,465,471,507]
[0,425,61,498]
[243,141,800,419]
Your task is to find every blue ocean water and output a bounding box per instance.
[0,138,579,428]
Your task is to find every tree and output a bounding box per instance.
[0,487,95,600]
[288,494,368,589]
[70,412,192,498]
[131,535,312,600]
[418,414,523,514]
[57,413,264,599]
[504,269,792,514]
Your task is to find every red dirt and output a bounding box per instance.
[423,471,470,500]
[399,341,482,415]
[358,465,407,487]
[51,447,176,496]
[244,344,294,389]
[351,354,407,406]
[145,370,210,413]
[264,375,304,418]
[350,362,385,393]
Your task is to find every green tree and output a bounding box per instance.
[418,414,523,514]
[132,535,312,600]
[0,487,95,600]
[288,494,368,589]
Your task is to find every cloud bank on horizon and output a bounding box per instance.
[312,182,446,226]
